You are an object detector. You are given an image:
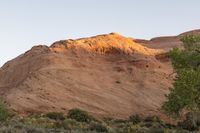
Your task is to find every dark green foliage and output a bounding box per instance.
[169,48,200,70]
[163,68,200,116]
[181,34,200,51]
[162,34,200,117]
[67,108,95,123]
[45,112,65,120]
[129,114,142,124]
[0,98,9,121]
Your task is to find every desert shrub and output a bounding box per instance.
[67,108,95,123]
[114,122,127,130]
[62,119,81,130]
[0,98,9,121]
[178,112,200,131]
[103,117,114,125]
[126,124,140,133]
[22,117,56,129]
[45,112,65,120]
[129,114,142,124]
[125,124,150,133]
[144,116,161,123]
[143,122,153,128]
[88,121,109,133]
[148,127,164,133]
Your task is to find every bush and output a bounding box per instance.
[67,108,95,123]
[62,119,81,130]
[148,127,164,133]
[129,114,142,124]
[22,117,56,129]
[125,124,149,133]
[0,98,9,121]
[89,121,108,133]
[144,116,161,123]
[45,112,65,120]
[143,122,153,128]
[178,112,200,131]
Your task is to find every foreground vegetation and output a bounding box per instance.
[0,107,200,133]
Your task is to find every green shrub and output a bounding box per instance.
[129,114,142,124]
[0,98,9,121]
[89,121,108,133]
[45,112,65,120]
[67,108,95,123]
[62,119,81,130]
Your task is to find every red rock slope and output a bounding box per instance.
[0,33,174,120]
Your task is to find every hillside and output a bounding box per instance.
[0,32,178,121]
[136,29,200,51]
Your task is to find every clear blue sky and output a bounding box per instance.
[0,0,200,66]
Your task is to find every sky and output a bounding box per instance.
[0,0,200,66]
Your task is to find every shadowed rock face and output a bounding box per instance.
[0,30,198,121]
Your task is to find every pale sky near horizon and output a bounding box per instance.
[0,0,200,66]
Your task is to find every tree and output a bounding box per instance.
[162,34,200,117]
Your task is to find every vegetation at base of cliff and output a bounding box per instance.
[67,108,96,123]
[0,99,189,132]
[0,113,199,133]
[0,107,200,133]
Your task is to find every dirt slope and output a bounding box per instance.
[0,32,174,120]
